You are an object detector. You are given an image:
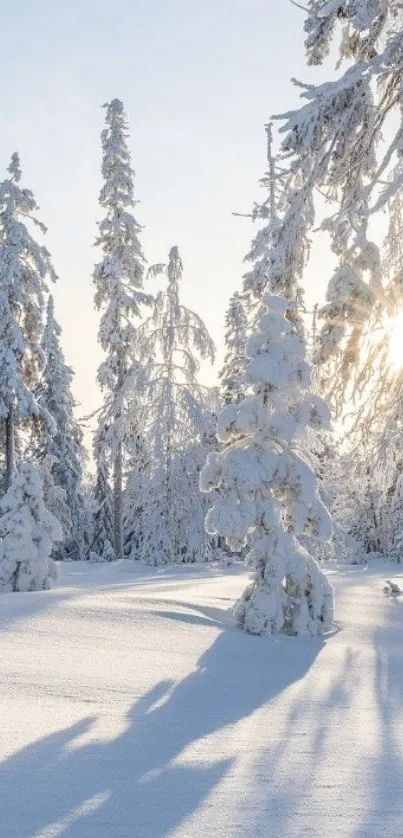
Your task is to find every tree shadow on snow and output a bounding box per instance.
[243,593,403,838]
[0,623,324,838]
[150,598,235,630]
[351,601,403,838]
[245,643,362,837]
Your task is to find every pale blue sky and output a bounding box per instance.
[0,1,334,427]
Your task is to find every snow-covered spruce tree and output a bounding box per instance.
[219,291,248,405]
[0,154,56,488]
[91,425,115,562]
[201,294,334,636]
[0,462,61,591]
[36,296,86,559]
[131,246,215,564]
[93,99,149,560]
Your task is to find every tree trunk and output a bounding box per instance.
[5,403,15,490]
[113,440,123,559]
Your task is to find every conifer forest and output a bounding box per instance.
[1,4,403,837]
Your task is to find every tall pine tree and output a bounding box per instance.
[93,99,149,559]
[0,154,56,488]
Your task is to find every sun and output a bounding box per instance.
[386,311,403,372]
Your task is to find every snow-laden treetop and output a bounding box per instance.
[93,98,151,462]
[0,153,56,421]
[94,98,149,362]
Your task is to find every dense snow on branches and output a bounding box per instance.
[93,99,150,559]
[304,1,392,66]
[0,154,57,487]
[93,99,148,387]
[3,6,403,632]
[37,296,87,559]
[0,155,89,571]
[127,246,215,564]
[267,3,403,412]
[0,463,61,591]
[201,294,334,636]
[91,425,116,562]
[0,154,56,422]
[219,292,248,405]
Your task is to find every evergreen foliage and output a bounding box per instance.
[91,425,115,562]
[219,292,248,405]
[0,462,61,591]
[93,98,149,559]
[0,154,56,487]
[128,246,215,564]
[201,294,334,636]
[37,296,86,559]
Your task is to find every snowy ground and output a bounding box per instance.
[0,559,402,837]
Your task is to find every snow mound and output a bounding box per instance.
[383,579,402,596]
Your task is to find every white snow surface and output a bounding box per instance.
[0,559,402,837]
